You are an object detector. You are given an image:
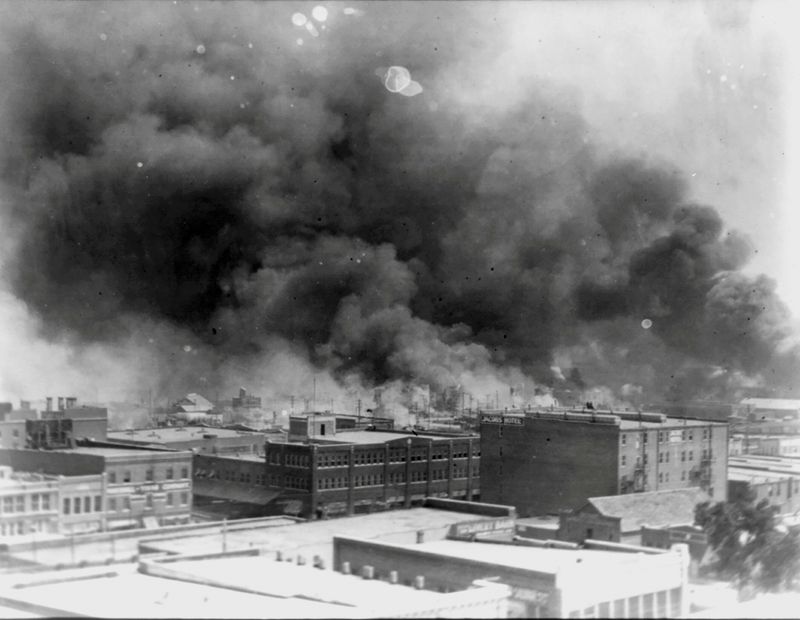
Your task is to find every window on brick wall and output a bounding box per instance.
[621,455,626,466]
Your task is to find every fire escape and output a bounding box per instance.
[633,429,649,493]
[692,428,714,491]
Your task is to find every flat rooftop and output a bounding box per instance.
[138,506,495,567]
[62,446,191,458]
[325,430,467,444]
[729,456,800,475]
[0,564,356,619]
[493,411,723,429]
[272,430,471,446]
[411,539,657,575]
[108,426,269,443]
[729,468,798,484]
[618,418,719,430]
[154,554,447,608]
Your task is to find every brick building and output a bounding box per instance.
[0,398,108,450]
[107,425,273,456]
[251,414,479,519]
[480,409,728,517]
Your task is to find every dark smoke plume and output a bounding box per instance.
[0,1,796,410]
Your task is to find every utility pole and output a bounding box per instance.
[357,399,362,422]
[290,395,295,415]
[312,375,317,412]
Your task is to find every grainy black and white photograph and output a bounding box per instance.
[0,0,798,617]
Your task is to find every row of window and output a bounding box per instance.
[318,466,471,490]
[621,428,712,446]
[63,495,102,515]
[1,493,60,514]
[285,475,310,490]
[622,448,714,467]
[106,492,189,512]
[764,480,800,497]
[108,466,189,484]
[0,521,38,536]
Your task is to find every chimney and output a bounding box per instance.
[389,570,399,584]
[340,561,351,574]
[361,565,375,580]
[414,575,426,590]
[416,530,425,544]
[57,397,65,411]
[240,387,247,399]
[66,397,77,409]
[46,397,52,412]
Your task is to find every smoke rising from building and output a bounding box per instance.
[0,1,796,410]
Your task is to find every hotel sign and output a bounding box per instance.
[481,415,523,426]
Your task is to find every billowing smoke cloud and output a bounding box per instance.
[0,1,796,415]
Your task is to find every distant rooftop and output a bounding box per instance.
[327,430,465,444]
[108,426,270,444]
[728,468,796,484]
[741,398,800,411]
[64,446,192,458]
[489,409,724,429]
[273,429,471,446]
[137,505,501,563]
[583,488,709,533]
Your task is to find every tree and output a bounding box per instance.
[695,490,800,593]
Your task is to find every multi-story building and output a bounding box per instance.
[480,409,728,517]
[728,455,800,520]
[740,398,800,421]
[107,425,272,456]
[251,413,480,519]
[0,465,60,538]
[334,533,691,618]
[0,465,108,538]
[0,445,193,530]
[0,398,108,450]
[729,433,800,457]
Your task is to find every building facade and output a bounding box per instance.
[0,466,60,538]
[0,446,193,530]
[0,465,108,538]
[261,415,480,519]
[333,534,691,618]
[480,410,728,517]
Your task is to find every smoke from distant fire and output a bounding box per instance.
[0,1,796,414]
